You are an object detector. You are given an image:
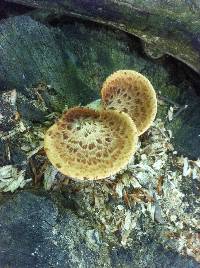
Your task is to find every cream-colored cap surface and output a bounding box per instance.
[44,107,138,180]
[101,70,157,135]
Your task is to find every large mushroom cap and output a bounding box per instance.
[44,107,138,180]
[101,70,157,135]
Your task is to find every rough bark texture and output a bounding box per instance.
[0,1,200,267]
[4,0,200,74]
[0,191,199,268]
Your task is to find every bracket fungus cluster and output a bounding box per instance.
[44,107,138,180]
[44,70,157,180]
[101,70,157,135]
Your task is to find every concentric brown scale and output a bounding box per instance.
[44,107,138,180]
[101,70,157,135]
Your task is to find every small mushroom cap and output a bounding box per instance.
[44,107,138,180]
[101,70,157,135]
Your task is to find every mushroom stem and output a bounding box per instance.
[86,99,103,111]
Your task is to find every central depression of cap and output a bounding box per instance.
[44,107,138,180]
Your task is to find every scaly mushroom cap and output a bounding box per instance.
[44,107,138,180]
[101,70,157,135]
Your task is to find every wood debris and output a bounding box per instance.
[57,116,199,262]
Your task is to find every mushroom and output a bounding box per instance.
[101,70,157,135]
[44,107,138,180]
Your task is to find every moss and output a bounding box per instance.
[68,1,200,73]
